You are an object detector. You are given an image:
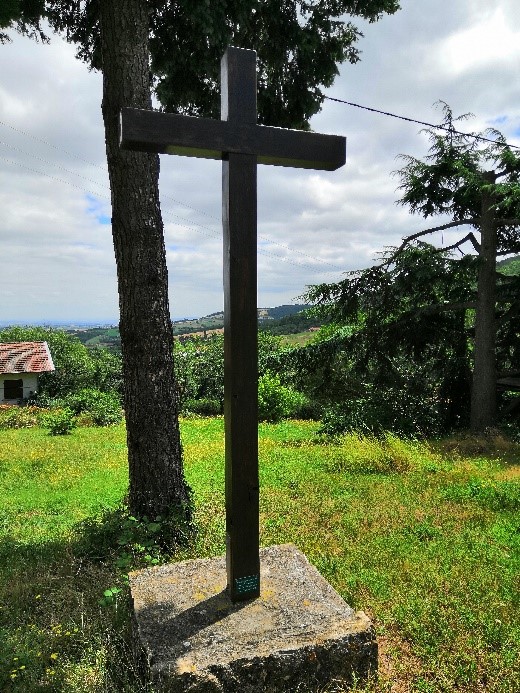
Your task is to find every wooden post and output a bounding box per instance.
[222,48,260,600]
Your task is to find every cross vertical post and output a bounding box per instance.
[119,45,346,605]
[222,48,260,601]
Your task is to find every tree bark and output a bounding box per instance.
[470,176,497,431]
[99,0,192,520]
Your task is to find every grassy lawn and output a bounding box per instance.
[0,420,518,691]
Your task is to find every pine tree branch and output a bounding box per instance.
[383,219,479,267]
[497,302,520,327]
[395,295,514,325]
[415,301,476,315]
[433,232,481,254]
[400,219,478,246]
[497,370,520,378]
[494,218,520,227]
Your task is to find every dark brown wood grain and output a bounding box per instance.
[120,45,346,602]
[121,108,346,170]
[222,48,260,601]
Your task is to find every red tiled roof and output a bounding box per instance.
[0,342,55,374]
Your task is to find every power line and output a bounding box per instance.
[323,96,520,150]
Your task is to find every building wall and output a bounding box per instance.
[0,373,38,403]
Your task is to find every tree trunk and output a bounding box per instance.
[99,0,192,520]
[443,308,471,429]
[470,177,497,431]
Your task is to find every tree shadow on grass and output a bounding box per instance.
[0,509,157,692]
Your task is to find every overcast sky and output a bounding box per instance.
[1,0,519,324]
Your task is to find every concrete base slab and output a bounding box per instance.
[130,544,377,692]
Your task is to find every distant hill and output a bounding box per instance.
[171,305,310,337]
[68,304,311,347]
[497,255,520,276]
[260,304,308,320]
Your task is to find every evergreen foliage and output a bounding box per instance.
[0,0,46,43]
[45,0,400,129]
[304,104,520,435]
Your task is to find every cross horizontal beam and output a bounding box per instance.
[121,107,346,171]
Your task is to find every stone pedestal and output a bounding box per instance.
[130,544,377,692]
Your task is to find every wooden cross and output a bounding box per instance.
[120,46,346,602]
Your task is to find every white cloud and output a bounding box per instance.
[439,8,520,75]
[1,0,519,322]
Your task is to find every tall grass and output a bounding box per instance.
[0,419,518,691]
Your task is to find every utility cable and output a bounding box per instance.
[323,96,520,150]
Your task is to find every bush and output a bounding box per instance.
[319,383,443,437]
[182,398,222,416]
[258,372,308,422]
[174,335,224,408]
[88,393,123,426]
[64,388,104,414]
[45,408,77,435]
[27,392,64,409]
[291,398,322,421]
[64,388,123,427]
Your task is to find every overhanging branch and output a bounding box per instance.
[391,295,515,329]
[384,218,479,267]
[434,232,481,254]
[494,218,520,227]
[417,301,476,315]
[400,218,478,246]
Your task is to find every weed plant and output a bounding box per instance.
[0,420,518,691]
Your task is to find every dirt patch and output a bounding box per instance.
[376,628,423,693]
[495,465,520,480]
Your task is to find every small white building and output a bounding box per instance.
[0,341,55,403]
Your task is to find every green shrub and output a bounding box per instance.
[258,372,307,422]
[64,388,123,426]
[45,408,77,435]
[27,392,64,409]
[183,398,222,416]
[174,335,224,407]
[319,384,442,437]
[291,397,322,421]
[88,393,123,426]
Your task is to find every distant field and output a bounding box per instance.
[280,330,318,347]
